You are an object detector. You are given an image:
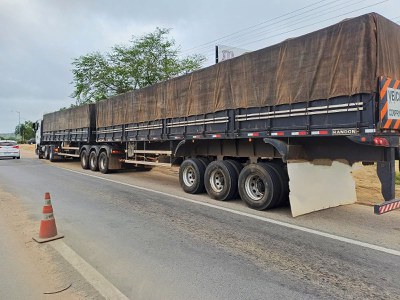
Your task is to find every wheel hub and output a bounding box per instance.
[210,169,224,192]
[245,175,265,201]
[183,166,196,187]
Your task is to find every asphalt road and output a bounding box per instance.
[0,156,399,299]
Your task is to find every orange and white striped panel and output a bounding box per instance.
[379,76,400,130]
[374,198,400,215]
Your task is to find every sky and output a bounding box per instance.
[0,0,397,133]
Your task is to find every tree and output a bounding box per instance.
[15,121,35,142]
[71,28,205,105]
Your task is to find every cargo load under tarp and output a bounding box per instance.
[43,104,95,132]
[96,13,400,128]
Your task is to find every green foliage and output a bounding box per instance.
[396,172,400,185]
[0,134,16,140]
[71,28,205,105]
[14,120,35,142]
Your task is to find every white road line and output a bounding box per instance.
[50,240,129,300]
[59,167,400,257]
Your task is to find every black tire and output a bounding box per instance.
[261,163,284,209]
[225,160,243,198]
[225,160,243,176]
[17,156,20,160]
[80,149,89,169]
[37,147,44,159]
[204,160,238,201]
[89,151,99,171]
[197,157,211,169]
[49,146,56,162]
[179,158,206,194]
[268,162,289,206]
[98,151,109,174]
[238,163,281,210]
[44,146,50,160]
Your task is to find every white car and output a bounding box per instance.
[0,140,20,159]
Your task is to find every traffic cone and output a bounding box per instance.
[33,192,64,243]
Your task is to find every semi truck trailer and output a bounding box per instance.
[35,13,400,216]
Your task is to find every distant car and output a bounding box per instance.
[0,140,20,159]
[28,138,36,144]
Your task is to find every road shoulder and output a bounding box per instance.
[0,185,103,299]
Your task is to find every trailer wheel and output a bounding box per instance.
[44,146,50,160]
[238,163,281,210]
[225,160,243,198]
[49,146,56,162]
[197,157,210,168]
[98,152,109,174]
[80,149,89,169]
[37,147,44,159]
[179,158,206,194]
[204,160,238,201]
[225,160,243,176]
[89,151,99,171]
[268,162,289,206]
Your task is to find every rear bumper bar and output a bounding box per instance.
[374,198,400,214]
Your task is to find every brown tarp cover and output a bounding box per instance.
[43,104,94,131]
[95,13,400,127]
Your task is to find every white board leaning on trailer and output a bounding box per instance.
[287,160,357,217]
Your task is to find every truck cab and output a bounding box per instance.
[33,120,45,159]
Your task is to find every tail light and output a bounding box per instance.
[13,145,19,149]
[111,149,122,154]
[373,137,390,147]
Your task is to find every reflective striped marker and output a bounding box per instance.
[311,130,329,135]
[247,132,260,137]
[271,132,284,136]
[374,198,400,215]
[291,131,307,136]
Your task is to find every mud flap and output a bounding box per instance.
[287,160,357,217]
[377,148,396,202]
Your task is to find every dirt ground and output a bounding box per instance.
[352,162,400,205]
[20,144,36,158]
[20,144,394,205]
[0,182,96,299]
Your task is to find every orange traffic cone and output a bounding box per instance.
[33,192,64,243]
